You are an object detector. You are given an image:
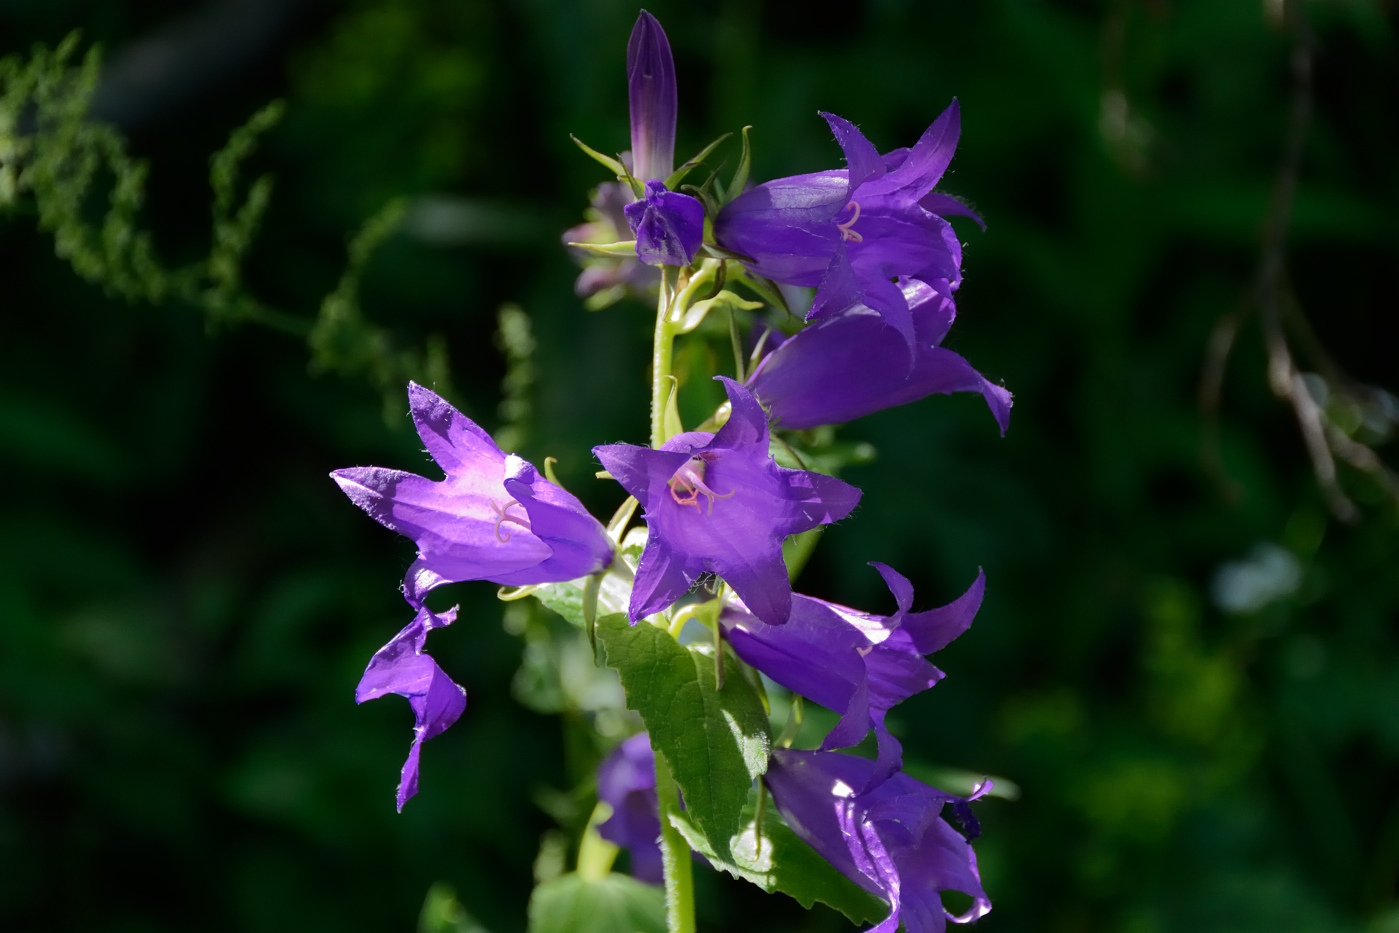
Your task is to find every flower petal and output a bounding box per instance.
[821,111,887,194]
[860,99,961,202]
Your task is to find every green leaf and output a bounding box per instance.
[526,872,665,933]
[597,613,769,858]
[668,790,887,926]
[534,581,586,628]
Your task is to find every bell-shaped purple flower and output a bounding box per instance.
[594,377,861,626]
[596,733,663,884]
[355,604,466,811]
[624,179,705,267]
[723,564,983,786]
[331,383,614,607]
[765,748,991,933]
[747,278,1011,433]
[627,10,677,183]
[714,101,981,347]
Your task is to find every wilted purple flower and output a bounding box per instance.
[594,377,861,626]
[715,102,980,347]
[563,181,661,303]
[597,733,663,884]
[355,604,466,811]
[747,277,1011,433]
[625,179,705,267]
[332,383,614,607]
[627,10,676,183]
[723,564,983,785]
[765,748,991,933]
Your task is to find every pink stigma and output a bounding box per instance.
[490,499,531,542]
[836,201,863,243]
[668,457,735,515]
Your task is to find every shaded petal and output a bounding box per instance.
[593,443,692,510]
[629,535,696,622]
[777,468,862,534]
[899,569,986,655]
[330,466,552,580]
[809,240,866,321]
[408,381,503,475]
[711,376,771,452]
[713,172,847,285]
[355,605,467,811]
[748,290,1012,434]
[919,191,986,230]
[717,542,792,627]
[720,598,866,711]
[502,456,614,583]
[860,100,961,202]
[821,111,886,193]
[627,11,677,182]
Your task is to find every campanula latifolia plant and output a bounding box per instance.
[331,11,1011,932]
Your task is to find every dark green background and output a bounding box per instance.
[1,1,1396,930]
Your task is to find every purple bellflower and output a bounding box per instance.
[596,732,664,884]
[723,564,984,786]
[747,277,1011,433]
[594,377,861,626]
[331,383,614,607]
[766,748,992,933]
[714,101,982,347]
[621,12,704,267]
[355,604,465,811]
[625,179,705,267]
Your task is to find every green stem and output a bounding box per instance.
[653,752,697,933]
[651,271,677,449]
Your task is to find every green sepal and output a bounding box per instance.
[526,871,665,933]
[566,239,638,258]
[668,787,888,926]
[724,126,754,206]
[596,613,769,860]
[569,135,628,178]
[732,271,791,314]
[674,288,763,336]
[665,132,733,191]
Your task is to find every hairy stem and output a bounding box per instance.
[651,271,677,448]
[653,752,696,933]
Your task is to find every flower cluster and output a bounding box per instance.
[333,9,1009,930]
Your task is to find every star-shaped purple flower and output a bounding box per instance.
[594,377,861,626]
[747,277,1011,433]
[625,179,705,267]
[723,564,983,787]
[355,604,466,811]
[765,748,992,933]
[332,383,614,607]
[714,101,982,347]
[596,732,663,884]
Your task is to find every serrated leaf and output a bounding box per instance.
[526,872,665,933]
[668,791,887,926]
[597,613,769,859]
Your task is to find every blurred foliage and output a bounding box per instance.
[0,1,1396,932]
